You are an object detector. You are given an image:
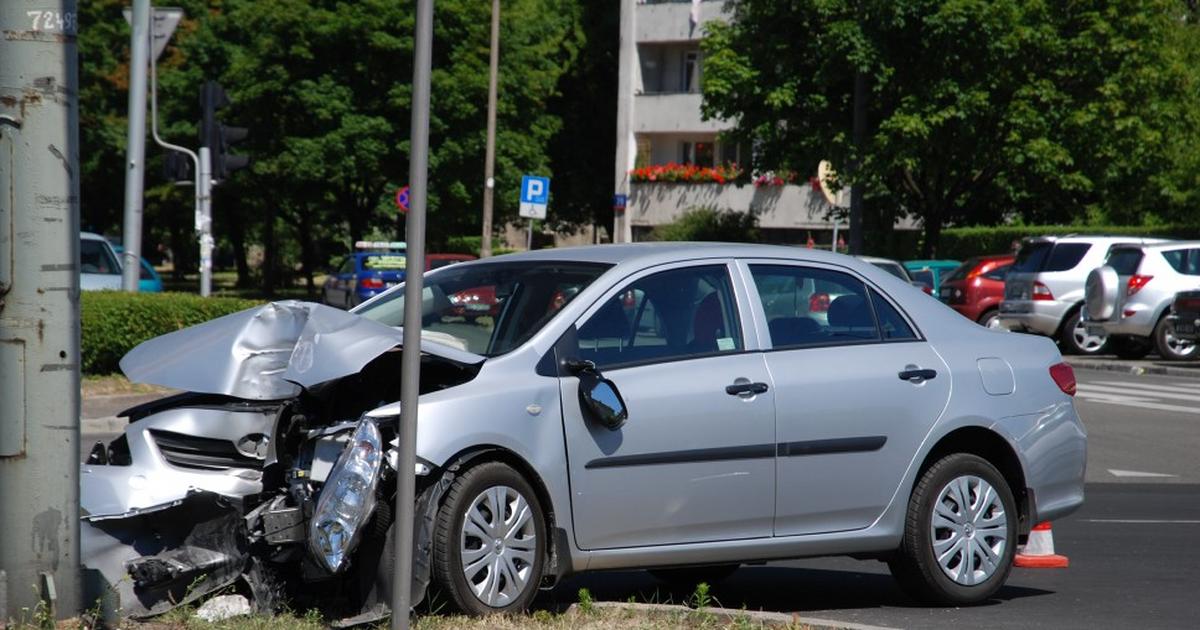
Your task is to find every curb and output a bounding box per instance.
[567,601,898,630]
[81,415,126,434]
[1064,359,1200,379]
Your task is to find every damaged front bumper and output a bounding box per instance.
[82,301,484,622]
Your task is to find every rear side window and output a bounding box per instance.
[1106,248,1144,275]
[1044,243,1090,271]
[750,265,885,348]
[943,259,978,284]
[1162,248,1200,276]
[869,289,917,340]
[1012,242,1052,273]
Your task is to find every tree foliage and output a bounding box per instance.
[78,0,613,293]
[702,0,1200,254]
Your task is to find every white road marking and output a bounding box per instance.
[1083,519,1200,524]
[1107,468,1178,478]
[1079,382,1200,403]
[1092,380,1200,397]
[1074,391,1200,415]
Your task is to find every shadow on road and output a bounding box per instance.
[541,564,1055,614]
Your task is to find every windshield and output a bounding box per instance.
[356,260,610,356]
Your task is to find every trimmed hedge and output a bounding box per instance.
[938,224,1200,260]
[82,292,263,375]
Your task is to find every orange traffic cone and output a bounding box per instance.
[1014,521,1069,568]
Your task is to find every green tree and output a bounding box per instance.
[702,0,1200,254]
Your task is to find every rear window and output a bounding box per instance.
[1105,248,1145,275]
[982,263,1011,281]
[1012,242,1052,273]
[1162,248,1200,276]
[943,259,978,284]
[1044,243,1091,271]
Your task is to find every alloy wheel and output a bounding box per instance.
[1071,318,1107,353]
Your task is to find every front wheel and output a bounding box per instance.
[432,462,546,615]
[888,453,1016,605]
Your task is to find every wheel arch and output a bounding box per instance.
[915,426,1032,541]
[1053,300,1085,339]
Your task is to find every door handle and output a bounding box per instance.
[725,381,769,396]
[898,368,937,382]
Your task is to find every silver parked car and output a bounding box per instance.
[999,235,1167,354]
[1083,241,1200,360]
[82,243,1086,621]
[81,231,123,290]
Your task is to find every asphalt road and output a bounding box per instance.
[81,367,1200,628]
[555,368,1200,629]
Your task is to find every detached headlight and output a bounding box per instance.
[309,418,383,573]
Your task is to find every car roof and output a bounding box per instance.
[855,255,902,265]
[490,242,872,269]
[1025,235,1171,245]
[81,231,108,241]
[1132,240,1200,251]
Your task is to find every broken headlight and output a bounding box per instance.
[308,418,383,573]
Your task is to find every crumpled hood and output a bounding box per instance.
[120,301,484,400]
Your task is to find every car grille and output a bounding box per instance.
[149,429,264,471]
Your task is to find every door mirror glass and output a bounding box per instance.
[578,369,627,431]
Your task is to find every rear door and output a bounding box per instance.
[740,261,951,536]
[560,261,778,549]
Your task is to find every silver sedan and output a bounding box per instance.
[85,243,1086,620]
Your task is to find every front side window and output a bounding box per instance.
[752,265,910,348]
[576,265,742,369]
[357,261,609,356]
[81,239,119,275]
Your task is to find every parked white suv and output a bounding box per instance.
[1084,242,1200,360]
[999,235,1167,354]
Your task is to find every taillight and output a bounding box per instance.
[809,292,830,313]
[1032,281,1054,301]
[1178,297,1200,311]
[921,285,933,295]
[1049,362,1076,396]
[1126,274,1153,297]
[358,276,384,290]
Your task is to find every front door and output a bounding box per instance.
[560,262,777,550]
[742,262,952,536]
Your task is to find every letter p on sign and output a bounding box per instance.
[519,174,550,219]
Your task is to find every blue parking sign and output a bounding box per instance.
[519,175,550,219]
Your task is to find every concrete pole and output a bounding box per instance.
[120,0,151,291]
[612,0,636,243]
[392,0,434,627]
[0,0,83,620]
[480,0,500,258]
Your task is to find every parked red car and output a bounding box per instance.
[939,254,1015,328]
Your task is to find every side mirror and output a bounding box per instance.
[565,358,628,431]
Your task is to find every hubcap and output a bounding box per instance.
[1073,319,1106,353]
[930,475,1008,586]
[459,486,537,607]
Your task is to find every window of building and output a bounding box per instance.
[681,50,700,93]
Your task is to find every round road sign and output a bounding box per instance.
[395,186,410,213]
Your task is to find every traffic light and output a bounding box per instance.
[163,149,192,184]
[199,80,250,180]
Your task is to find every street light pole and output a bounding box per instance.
[480,0,500,258]
[392,0,434,628]
[120,0,151,291]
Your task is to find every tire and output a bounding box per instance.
[1153,316,1198,361]
[432,462,546,615]
[888,453,1017,605]
[1109,336,1152,360]
[648,564,739,587]
[977,309,1002,330]
[1058,309,1108,355]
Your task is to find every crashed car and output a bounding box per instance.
[82,243,1086,621]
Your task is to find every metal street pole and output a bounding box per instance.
[121,0,151,291]
[0,0,83,620]
[480,0,500,258]
[392,0,434,628]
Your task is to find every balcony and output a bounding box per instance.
[636,0,729,43]
[634,93,727,133]
[628,182,850,230]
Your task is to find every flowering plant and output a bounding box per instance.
[752,170,799,187]
[630,162,743,184]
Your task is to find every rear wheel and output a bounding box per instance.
[1059,310,1107,355]
[432,462,546,615]
[977,309,1002,330]
[888,453,1016,605]
[1154,316,1198,361]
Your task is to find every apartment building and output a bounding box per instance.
[612,0,851,244]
